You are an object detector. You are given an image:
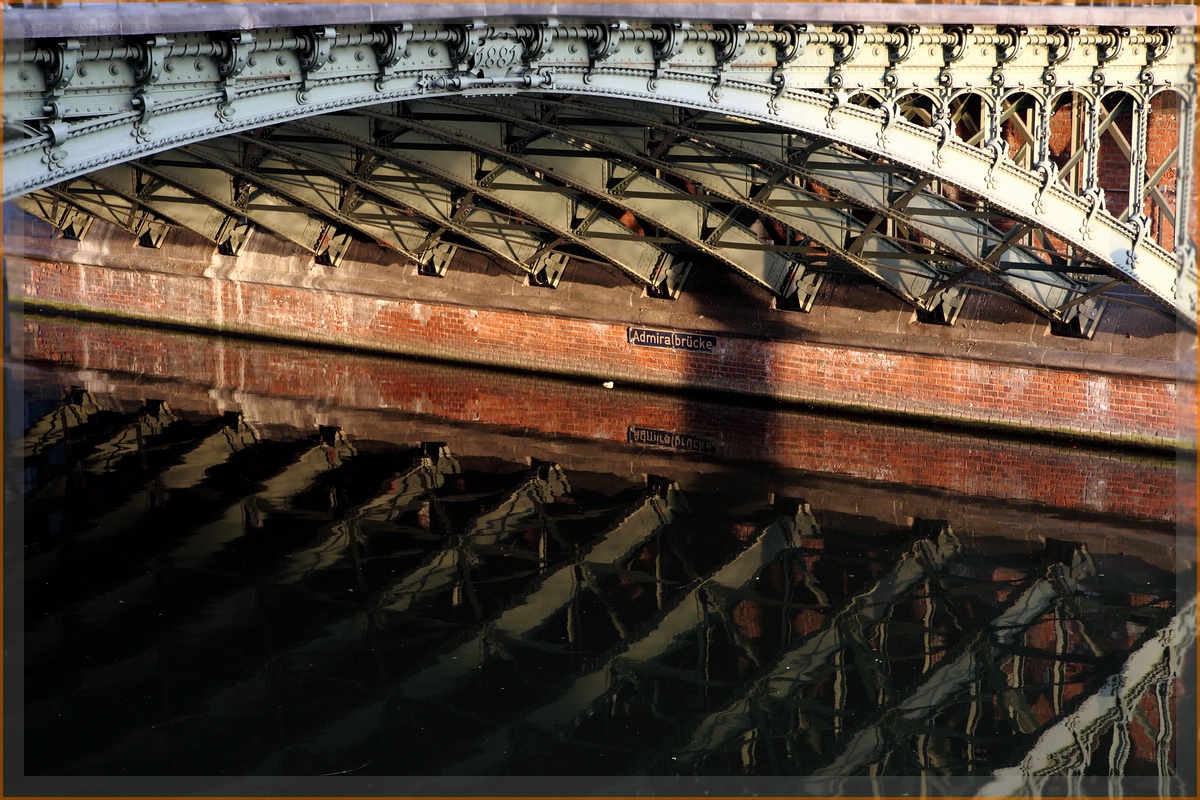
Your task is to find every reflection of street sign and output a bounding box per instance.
[627,425,716,454]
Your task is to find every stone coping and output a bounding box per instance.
[5,1,1195,40]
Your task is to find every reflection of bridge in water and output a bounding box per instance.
[5,2,1197,456]
[18,345,1189,785]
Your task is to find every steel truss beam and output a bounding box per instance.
[5,18,1193,321]
[359,105,804,304]
[187,128,570,279]
[229,120,622,286]
[461,94,1121,330]
[286,116,686,293]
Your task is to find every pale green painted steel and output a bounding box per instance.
[289,115,687,293]
[457,94,1114,327]
[184,132,564,277]
[4,16,1194,321]
[223,123,591,284]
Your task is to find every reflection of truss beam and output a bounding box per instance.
[675,526,962,765]
[372,463,572,618]
[38,443,460,772]
[249,482,690,769]
[402,483,689,699]
[81,402,178,474]
[284,445,461,580]
[21,388,103,457]
[813,549,1098,776]
[982,596,1195,791]
[445,503,818,775]
[25,416,264,661]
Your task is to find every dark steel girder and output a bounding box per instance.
[91,159,253,253]
[33,176,175,247]
[11,191,96,240]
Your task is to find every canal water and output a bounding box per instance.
[6,313,1194,796]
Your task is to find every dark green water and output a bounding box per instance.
[8,318,1192,794]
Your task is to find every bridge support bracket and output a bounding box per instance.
[777,262,823,313]
[1050,297,1107,340]
[915,286,967,326]
[418,241,458,277]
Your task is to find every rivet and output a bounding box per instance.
[247,56,257,67]
[278,54,287,66]
[76,66,87,77]
[329,53,337,63]
[109,63,120,75]
[355,49,366,62]
[195,59,205,71]
[165,63,174,73]
[429,45,438,57]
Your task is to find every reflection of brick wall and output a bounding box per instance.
[19,305,1179,522]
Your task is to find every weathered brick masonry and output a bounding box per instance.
[20,251,1183,449]
[21,315,1179,522]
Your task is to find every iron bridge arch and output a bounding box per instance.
[5,5,1196,330]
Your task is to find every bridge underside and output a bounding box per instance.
[5,9,1196,332]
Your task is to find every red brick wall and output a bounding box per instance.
[20,314,1179,522]
[19,259,1180,450]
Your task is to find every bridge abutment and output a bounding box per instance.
[11,212,1184,448]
